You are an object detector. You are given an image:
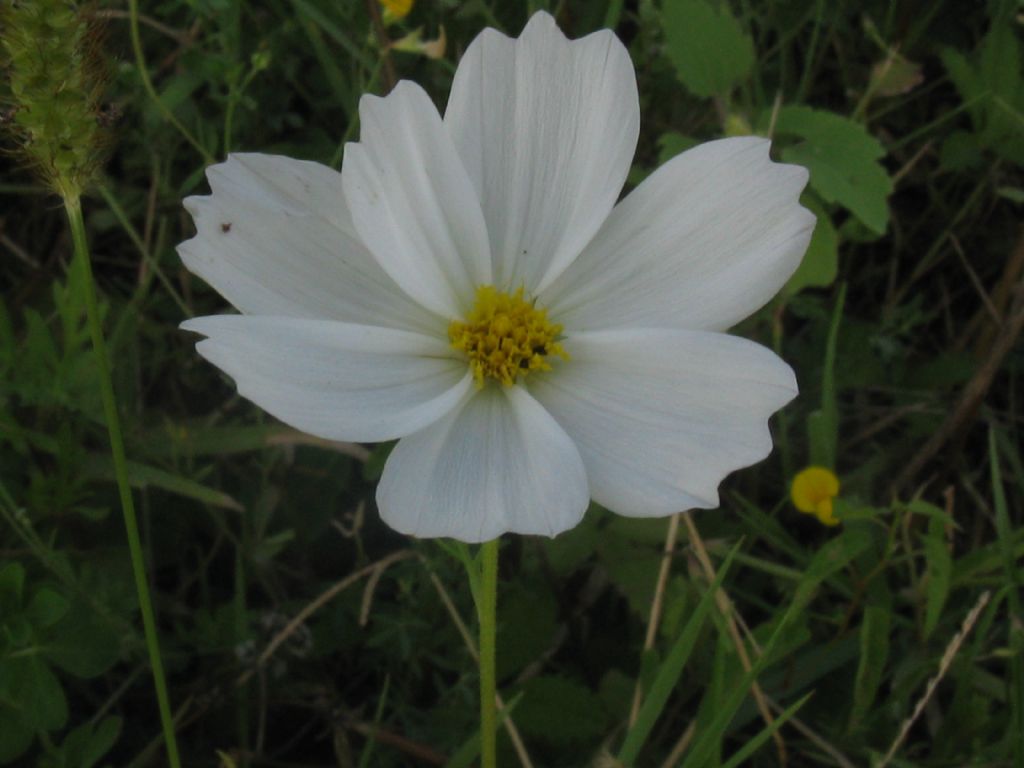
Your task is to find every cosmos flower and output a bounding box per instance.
[179,12,814,543]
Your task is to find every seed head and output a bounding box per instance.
[1,0,110,200]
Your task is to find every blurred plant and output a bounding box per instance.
[1,2,180,766]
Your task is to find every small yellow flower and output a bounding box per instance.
[380,0,414,23]
[791,466,840,526]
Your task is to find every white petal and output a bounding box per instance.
[178,153,440,334]
[444,11,639,293]
[377,386,589,542]
[342,82,492,318]
[182,315,471,442]
[530,329,797,516]
[542,137,816,332]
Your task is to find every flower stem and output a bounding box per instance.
[64,195,183,768]
[478,538,499,768]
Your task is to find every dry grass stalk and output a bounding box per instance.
[239,549,413,686]
[878,589,992,768]
[682,513,787,765]
[629,512,682,727]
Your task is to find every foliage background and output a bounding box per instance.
[1,0,1022,765]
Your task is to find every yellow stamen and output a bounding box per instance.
[449,286,568,388]
[791,466,841,527]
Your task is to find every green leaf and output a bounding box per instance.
[941,129,985,170]
[774,106,893,234]
[807,284,845,469]
[599,538,661,620]
[43,600,121,679]
[56,716,122,768]
[943,48,982,107]
[850,579,891,728]
[0,710,33,765]
[924,516,952,639]
[26,587,70,630]
[0,562,25,614]
[82,454,243,511]
[904,499,956,526]
[997,186,1024,204]
[784,197,838,296]
[596,515,671,620]
[657,131,700,165]
[680,585,813,768]
[498,582,557,679]
[3,656,68,732]
[721,693,813,768]
[989,427,1024,760]
[251,528,295,565]
[542,512,598,576]
[512,676,605,745]
[618,543,740,764]
[942,24,1024,166]
[661,0,755,98]
[731,631,860,730]
[598,668,635,723]
[792,524,873,611]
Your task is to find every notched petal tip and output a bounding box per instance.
[544,132,820,332]
[181,193,208,220]
[791,160,811,189]
[377,387,590,542]
[179,315,232,337]
[755,135,812,195]
[529,330,795,519]
[521,9,561,36]
[357,80,434,126]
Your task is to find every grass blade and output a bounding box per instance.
[617,541,741,765]
[990,427,1024,763]
[720,692,813,768]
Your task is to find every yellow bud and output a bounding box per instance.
[791,467,841,527]
[380,0,414,23]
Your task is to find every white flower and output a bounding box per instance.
[179,12,814,543]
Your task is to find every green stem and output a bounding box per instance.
[128,0,213,164]
[478,538,499,768]
[64,195,183,768]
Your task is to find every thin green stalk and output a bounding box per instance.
[478,539,500,768]
[795,0,824,103]
[64,195,183,768]
[96,184,192,318]
[603,0,624,29]
[234,547,250,764]
[128,0,213,163]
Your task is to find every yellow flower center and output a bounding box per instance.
[790,466,841,527]
[449,286,568,388]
